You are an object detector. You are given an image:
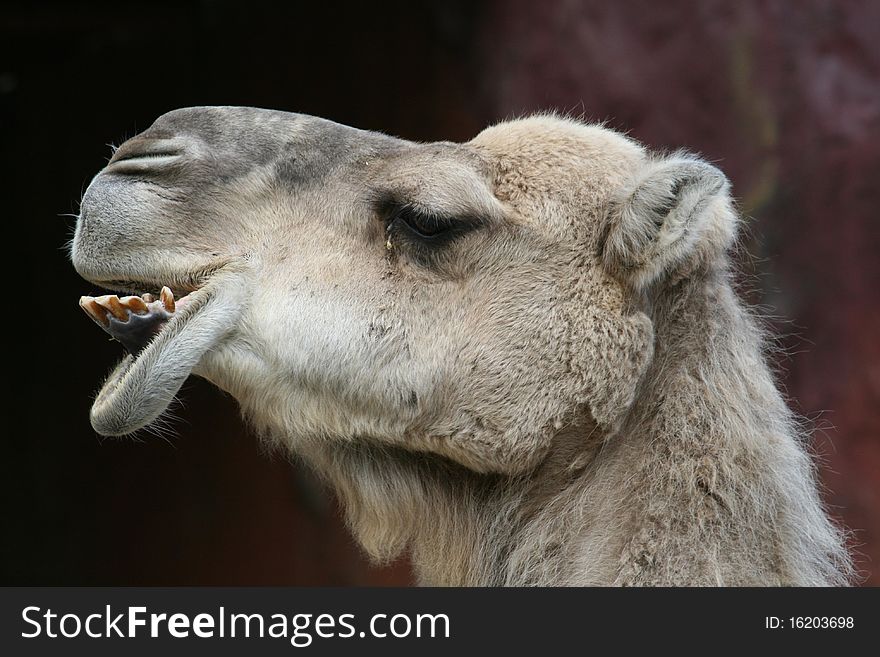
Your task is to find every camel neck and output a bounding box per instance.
[309,268,849,585]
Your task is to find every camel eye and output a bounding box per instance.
[381,201,484,260]
[395,206,451,239]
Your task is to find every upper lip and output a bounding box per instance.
[94,281,198,298]
[85,266,225,299]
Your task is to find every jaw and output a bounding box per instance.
[82,262,252,436]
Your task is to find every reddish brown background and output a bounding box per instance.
[3,0,878,585]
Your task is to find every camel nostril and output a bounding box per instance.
[112,150,181,163]
[107,138,186,173]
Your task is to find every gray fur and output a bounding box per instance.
[72,108,853,585]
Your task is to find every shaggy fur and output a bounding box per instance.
[72,107,853,585]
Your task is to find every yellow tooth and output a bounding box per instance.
[141,293,156,303]
[121,295,148,314]
[95,295,129,321]
[160,286,175,313]
[79,296,110,327]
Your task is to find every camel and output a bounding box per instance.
[71,107,852,585]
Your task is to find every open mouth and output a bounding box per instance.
[78,268,247,437]
[79,286,194,355]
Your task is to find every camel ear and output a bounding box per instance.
[601,154,737,289]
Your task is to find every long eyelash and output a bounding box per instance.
[387,203,484,245]
[392,204,455,238]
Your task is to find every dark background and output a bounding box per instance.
[2,0,878,585]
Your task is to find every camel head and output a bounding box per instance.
[72,107,735,475]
